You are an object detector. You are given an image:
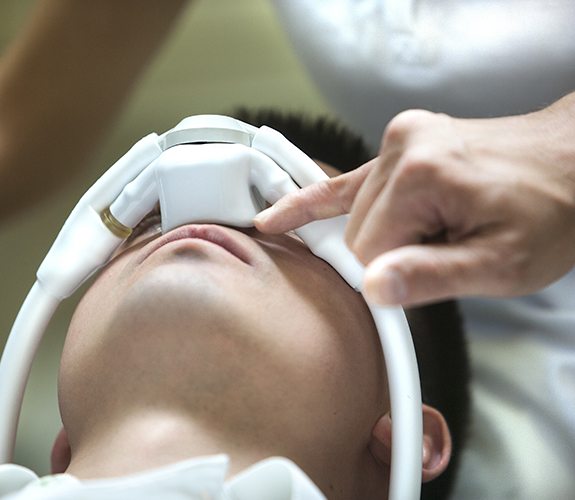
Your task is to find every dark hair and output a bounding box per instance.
[233,107,372,174]
[232,108,471,500]
[405,303,470,499]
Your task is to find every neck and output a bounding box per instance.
[65,408,267,480]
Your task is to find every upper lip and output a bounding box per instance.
[140,224,254,265]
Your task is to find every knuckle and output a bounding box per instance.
[398,148,442,182]
[383,109,435,144]
[322,177,343,201]
[300,190,322,220]
[332,175,362,213]
[312,181,341,214]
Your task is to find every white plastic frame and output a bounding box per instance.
[0,116,422,500]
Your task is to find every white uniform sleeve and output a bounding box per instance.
[270,0,575,149]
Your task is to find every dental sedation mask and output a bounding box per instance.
[0,115,422,500]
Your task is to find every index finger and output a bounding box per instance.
[254,160,376,233]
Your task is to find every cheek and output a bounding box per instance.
[253,288,385,449]
[252,255,386,415]
[64,257,130,352]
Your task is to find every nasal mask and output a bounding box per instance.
[0,115,422,500]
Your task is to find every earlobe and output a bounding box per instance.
[50,427,72,474]
[421,404,452,482]
[369,411,392,467]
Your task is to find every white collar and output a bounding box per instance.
[0,455,326,500]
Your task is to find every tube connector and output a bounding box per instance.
[100,207,132,239]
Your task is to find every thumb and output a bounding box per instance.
[362,242,495,306]
[254,160,375,234]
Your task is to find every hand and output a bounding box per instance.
[254,96,575,306]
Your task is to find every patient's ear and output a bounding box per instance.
[369,404,452,482]
[421,404,451,481]
[369,411,393,468]
[51,427,71,474]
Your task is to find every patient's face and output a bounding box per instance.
[60,194,388,494]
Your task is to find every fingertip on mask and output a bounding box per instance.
[253,208,273,227]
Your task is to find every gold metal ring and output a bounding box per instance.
[100,207,132,239]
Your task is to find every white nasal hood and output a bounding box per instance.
[0,115,422,500]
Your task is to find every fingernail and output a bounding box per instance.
[365,267,408,305]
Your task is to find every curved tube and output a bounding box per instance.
[0,282,60,462]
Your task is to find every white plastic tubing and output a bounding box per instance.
[0,282,59,462]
